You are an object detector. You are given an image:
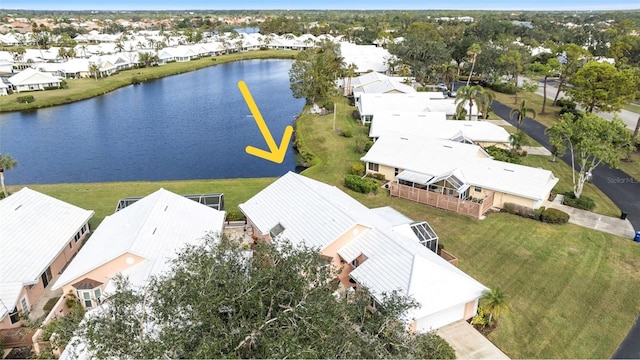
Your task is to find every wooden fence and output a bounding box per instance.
[390,182,494,218]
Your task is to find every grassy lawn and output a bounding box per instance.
[0,50,296,112]
[10,177,276,230]
[623,103,640,114]
[501,125,542,147]
[520,155,620,217]
[617,152,640,182]
[490,90,563,129]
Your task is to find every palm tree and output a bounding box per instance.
[476,90,495,119]
[343,63,358,96]
[482,287,510,323]
[440,63,457,93]
[466,43,482,86]
[88,62,100,80]
[510,100,537,129]
[509,130,525,155]
[455,85,484,121]
[0,154,18,198]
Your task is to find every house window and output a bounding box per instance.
[41,267,52,288]
[9,307,20,324]
[475,187,482,193]
[368,163,379,172]
[74,231,81,242]
[77,287,103,309]
[20,297,29,313]
[394,168,399,176]
[69,241,73,249]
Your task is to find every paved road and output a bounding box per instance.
[529,78,638,131]
[492,101,640,232]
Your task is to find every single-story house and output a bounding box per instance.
[356,93,482,125]
[361,136,559,215]
[338,42,392,74]
[52,188,226,310]
[369,111,511,148]
[239,172,487,332]
[0,188,94,329]
[0,80,9,96]
[8,68,62,93]
[344,71,415,98]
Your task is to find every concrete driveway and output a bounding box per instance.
[545,195,636,239]
[437,320,510,359]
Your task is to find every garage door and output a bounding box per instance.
[416,304,465,332]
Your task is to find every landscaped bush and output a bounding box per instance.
[501,202,535,219]
[340,128,353,138]
[226,209,245,221]
[555,99,576,109]
[487,82,516,94]
[352,110,360,121]
[321,99,334,112]
[540,208,570,224]
[350,161,365,176]
[344,174,378,194]
[562,192,596,210]
[354,134,372,154]
[366,172,386,181]
[485,145,521,164]
[16,95,35,103]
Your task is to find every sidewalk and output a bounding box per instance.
[545,195,636,239]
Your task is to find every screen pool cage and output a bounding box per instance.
[115,193,224,213]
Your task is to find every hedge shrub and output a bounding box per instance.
[540,208,570,224]
[344,174,378,194]
[16,95,35,103]
[562,192,595,210]
[350,161,365,176]
[501,202,535,219]
[485,145,521,164]
[487,82,516,94]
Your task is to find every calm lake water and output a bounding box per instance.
[0,59,306,185]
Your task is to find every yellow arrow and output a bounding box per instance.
[238,80,293,164]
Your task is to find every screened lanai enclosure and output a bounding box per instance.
[410,221,438,253]
[115,193,224,212]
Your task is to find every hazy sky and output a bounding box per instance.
[2,0,639,11]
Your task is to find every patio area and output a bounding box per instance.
[390,182,494,218]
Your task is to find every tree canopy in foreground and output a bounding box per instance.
[71,235,456,359]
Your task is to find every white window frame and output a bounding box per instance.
[20,296,29,313]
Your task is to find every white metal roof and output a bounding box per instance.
[363,136,559,201]
[239,172,380,250]
[339,42,392,73]
[361,135,490,176]
[53,188,225,291]
[369,112,510,143]
[357,93,449,117]
[0,188,94,320]
[241,172,487,326]
[339,227,487,320]
[8,68,61,86]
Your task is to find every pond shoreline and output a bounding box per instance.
[0,50,296,113]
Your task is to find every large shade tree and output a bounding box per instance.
[0,153,17,198]
[546,113,633,199]
[553,43,591,105]
[289,40,342,105]
[388,33,450,85]
[566,60,636,113]
[72,236,456,359]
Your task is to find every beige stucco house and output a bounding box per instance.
[239,172,487,332]
[361,135,559,217]
[0,188,93,330]
[52,188,226,310]
[8,68,62,93]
